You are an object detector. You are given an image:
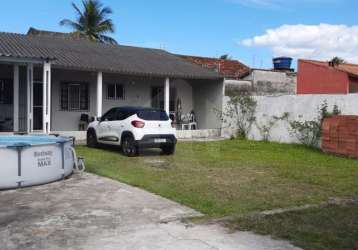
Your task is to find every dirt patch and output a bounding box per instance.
[144,159,170,169]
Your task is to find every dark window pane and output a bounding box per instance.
[61,83,69,110]
[80,84,89,110]
[116,84,124,99]
[0,79,13,104]
[69,84,80,110]
[33,107,42,130]
[107,83,125,100]
[60,82,89,111]
[107,84,115,99]
[33,83,43,106]
[102,108,116,121]
[137,110,169,121]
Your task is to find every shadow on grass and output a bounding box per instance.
[91,144,164,157]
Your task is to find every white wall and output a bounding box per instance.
[193,80,224,130]
[223,94,358,143]
[51,70,195,131]
[51,69,98,131]
[102,77,194,115]
[171,79,193,115]
[102,75,153,112]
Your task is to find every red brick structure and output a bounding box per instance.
[179,55,250,79]
[322,115,358,157]
[297,59,358,94]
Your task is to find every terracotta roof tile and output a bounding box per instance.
[178,55,250,79]
[301,59,358,78]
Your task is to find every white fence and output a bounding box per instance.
[222,94,358,143]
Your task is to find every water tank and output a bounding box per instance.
[273,57,292,70]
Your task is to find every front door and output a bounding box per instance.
[33,82,43,131]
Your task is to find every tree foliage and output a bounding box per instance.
[60,0,117,44]
[330,57,346,66]
[224,95,257,139]
[289,101,341,147]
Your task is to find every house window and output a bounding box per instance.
[151,87,177,111]
[0,79,12,104]
[107,83,125,100]
[61,82,89,111]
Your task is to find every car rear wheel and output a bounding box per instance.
[162,144,175,155]
[122,136,138,157]
[87,130,98,148]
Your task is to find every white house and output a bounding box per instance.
[0,28,224,139]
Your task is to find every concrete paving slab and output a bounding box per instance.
[0,173,301,250]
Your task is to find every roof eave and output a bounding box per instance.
[51,64,223,80]
[0,54,55,64]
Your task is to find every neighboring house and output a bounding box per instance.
[0,29,224,138]
[180,55,297,96]
[237,68,297,96]
[297,59,358,94]
[178,55,250,79]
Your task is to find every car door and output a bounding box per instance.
[97,108,117,143]
[109,109,127,144]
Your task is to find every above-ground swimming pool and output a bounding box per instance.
[0,135,77,189]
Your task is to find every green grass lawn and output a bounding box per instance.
[76,140,358,249]
[232,204,358,250]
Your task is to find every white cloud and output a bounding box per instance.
[241,24,358,63]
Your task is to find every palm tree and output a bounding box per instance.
[60,0,117,44]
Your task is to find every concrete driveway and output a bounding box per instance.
[0,173,300,250]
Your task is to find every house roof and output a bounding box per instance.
[0,30,222,80]
[178,55,250,79]
[300,59,358,78]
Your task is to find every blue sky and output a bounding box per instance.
[0,0,357,68]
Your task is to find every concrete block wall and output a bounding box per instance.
[226,69,297,96]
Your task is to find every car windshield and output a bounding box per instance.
[137,110,169,121]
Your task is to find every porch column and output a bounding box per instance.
[96,72,103,118]
[27,63,33,133]
[164,77,170,114]
[13,64,19,132]
[42,61,51,134]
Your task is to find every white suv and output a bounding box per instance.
[87,107,177,156]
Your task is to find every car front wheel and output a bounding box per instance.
[122,136,138,157]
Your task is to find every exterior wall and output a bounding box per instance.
[102,76,194,116]
[223,94,358,144]
[239,69,296,96]
[50,70,196,131]
[102,74,154,112]
[192,80,224,129]
[297,60,349,94]
[51,69,98,131]
[170,79,193,115]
